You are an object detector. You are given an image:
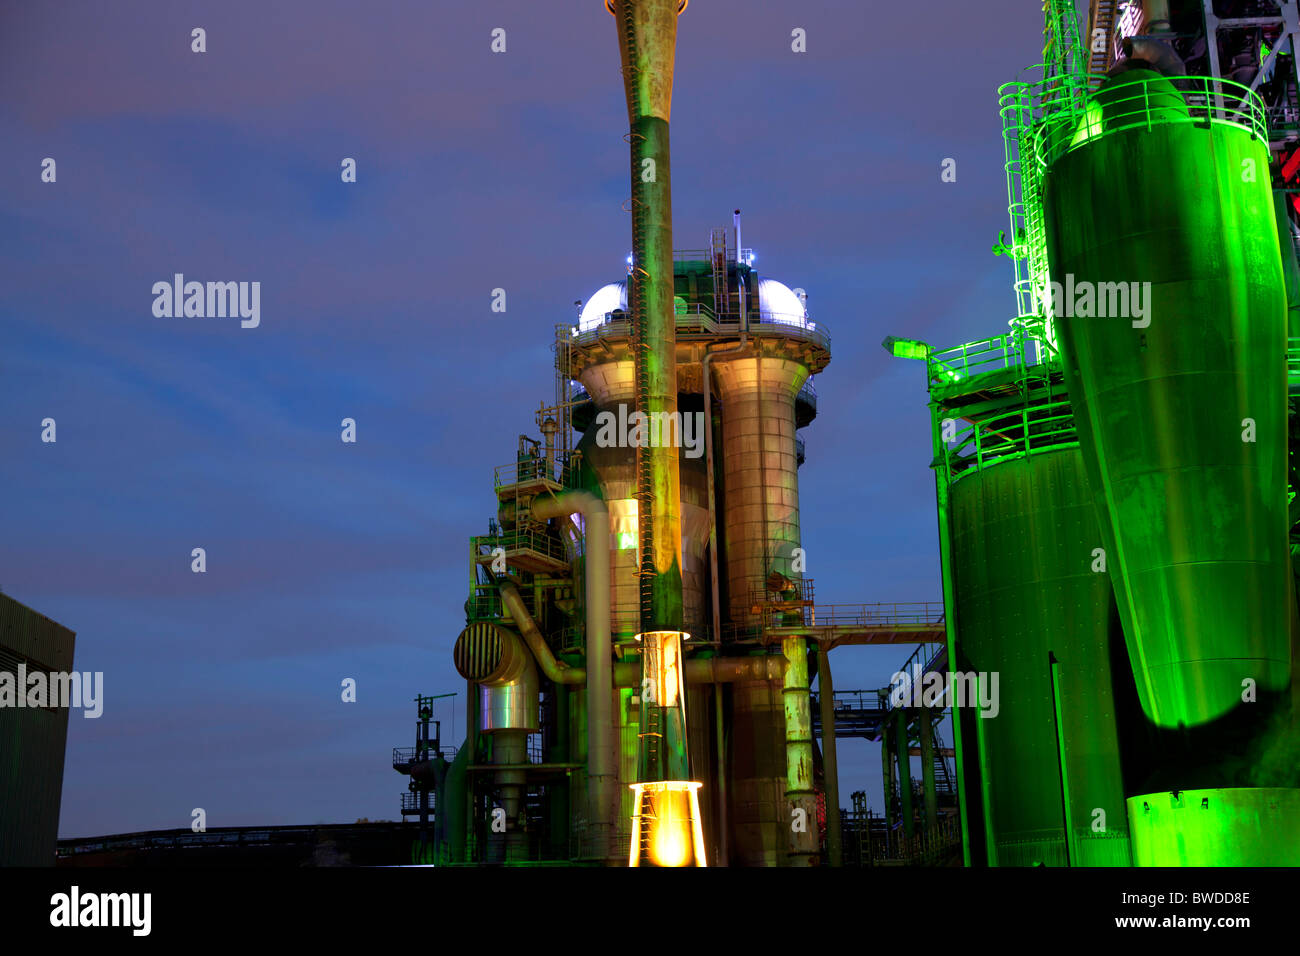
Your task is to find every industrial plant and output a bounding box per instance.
[27,0,1300,872]
[385,0,1300,868]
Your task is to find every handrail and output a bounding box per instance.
[1030,73,1268,170]
[471,527,567,563]
[927,330,1049,383]
[762,601,945,631]
[571,310,830,351]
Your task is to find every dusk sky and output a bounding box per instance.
[1,1,1050,837]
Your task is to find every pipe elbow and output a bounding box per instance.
[499,581,584,685]
[532,490,607,521]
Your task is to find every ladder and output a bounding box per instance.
[709,226,730,317]
[1087,0,1119,77]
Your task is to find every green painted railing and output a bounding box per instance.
[1033,73,1268,169]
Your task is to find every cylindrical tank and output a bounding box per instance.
[727,676,788,866]
[714,354,809,627]
[576,405,710,640]
[452,621,539,732]
[1127,787,1300,865]
[1041,69,1291,728]
[950,447,1130,866]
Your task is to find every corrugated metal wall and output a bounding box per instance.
[0,593,76,866]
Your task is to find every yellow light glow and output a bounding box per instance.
[629,781,707,868]
[650,819,690,867]
[660,636,680,707]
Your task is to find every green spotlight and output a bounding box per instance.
[882,336,931,361]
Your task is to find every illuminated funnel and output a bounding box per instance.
[1040,69,1292,728]
[629,630,706,866]
[606,0,702,866]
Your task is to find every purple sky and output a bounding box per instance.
[0,1,1048,837]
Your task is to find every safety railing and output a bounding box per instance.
[763,601,945,631]
[1032,73,1269,170]
[400,792,437,814]
[940,395,1078,479]
[494,457,568,489]
[393,745,457,768]
[893,641,947,682]
[1288,337,1300,383]
[672,247,754,263]
[812,688,891,713]
[471,528,567,565]
[571,310,830,352]
[927,331,1047,384]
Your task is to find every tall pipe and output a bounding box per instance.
[782,636,817,865]
[894,708,915,841]
[919,706,938,836]
[610,0,686,639]
[528,491,617,860]
[703,326,750,645]
[816,642,842,866]
[609,0,698,866]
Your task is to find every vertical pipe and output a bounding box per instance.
[552,684,571,858]
[611,0,684,638]
[782,635,817,865]
[972,696,998,866]
[531,493,616,860]
[734,208,742,265]
[609,0,701,867]
[816,642,842,866]
[703,333,749,646]
[1048,652,1076,866]
[919,706,938,837]
[465,679,477,863]
[881,722,894,834]
[931,403,975,866]
[894,707,915,841]
[493,730,528,862]
[713,683,729,865]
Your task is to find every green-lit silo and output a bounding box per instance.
[946,429,1130,865]
[1128,788,1300,866]
[1040,68,1292,729]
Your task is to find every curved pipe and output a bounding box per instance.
[500,582,583,686]
[1119,37,1185,77]
[529,490,616,859]
[1119,5,1183,78]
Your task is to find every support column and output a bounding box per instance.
[816,642,842,866]
[920,706,938,836]
[782,636,817,865]
[894,708,915,841]
[881,722,894,833]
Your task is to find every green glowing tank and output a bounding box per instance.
[949,447,1130,866]
[1127,788,1300,866]
[1041,70,1291,729]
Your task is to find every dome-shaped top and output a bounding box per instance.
[757,278,807,327]
[578,282,628,332]
[578,276,809,331]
